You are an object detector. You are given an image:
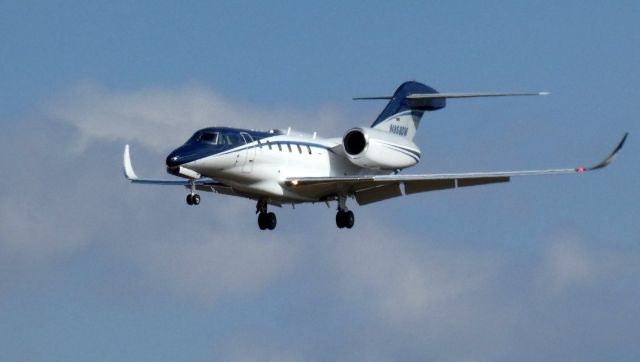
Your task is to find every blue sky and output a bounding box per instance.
[1,1,639,361]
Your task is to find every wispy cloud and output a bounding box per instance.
[536,232,595,293]
[127,229,299,303]
[45,82,350,152]
[327,221,499,325]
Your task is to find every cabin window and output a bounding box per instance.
[287,144,292,152]
[277,143,282,151]
[198,132,219,144]
[307,145,312,154]
[267,141,272,150]
[297,144,302,154]
[257,140,262,148]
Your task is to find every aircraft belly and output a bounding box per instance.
[192,145,333,202]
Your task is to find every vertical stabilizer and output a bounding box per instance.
[370,81,445,140]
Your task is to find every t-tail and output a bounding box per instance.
[355,81,548,141]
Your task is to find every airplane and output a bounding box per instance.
[123,81,628,230]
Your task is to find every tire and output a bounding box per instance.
[336,211,345,228]
[258,212,267,230]
[345,210,354,229]
[186,194,193,205]
[266,212,277,230]
[192,194,200,205]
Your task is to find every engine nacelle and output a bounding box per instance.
[342,127,421,170]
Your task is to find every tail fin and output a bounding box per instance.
[363,81,445,141]
[356,81,548,141]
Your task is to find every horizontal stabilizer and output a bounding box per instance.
[407,91,549,99]
[354,91,548,101]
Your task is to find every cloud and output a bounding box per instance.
[26,81,354,303]
[327,221,499,325]
[0,121,298,304]
[533,230,640,297]
[536,233,595,294]
[0,118,95,295]
[127,229,299,303]
[315,224,640,361]
[0,200,89,265]
[213,331,305,362]
[0,81,353,302]
[2,82,638,361]
[45,82,350,152]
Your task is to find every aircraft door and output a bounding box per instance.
[240,132,256,173]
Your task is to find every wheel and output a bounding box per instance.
[192,194,200,205]
[344,210,354,229]
[258,212,267,230]
[336,211,345,228]
[186,194,193,205]
[266,212,277,230]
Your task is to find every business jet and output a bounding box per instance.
[123,81,627,230]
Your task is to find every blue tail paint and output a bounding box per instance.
[371,81,445,140]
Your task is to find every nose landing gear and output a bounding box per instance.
[186,193,200,205]
[185,181,200,205]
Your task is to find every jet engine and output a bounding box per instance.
[342,127,420,170]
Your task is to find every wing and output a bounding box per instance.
[123,145,236,195]
[286,133,628,205]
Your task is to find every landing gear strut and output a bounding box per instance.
[256,200,276,230]
[335,194,354,229]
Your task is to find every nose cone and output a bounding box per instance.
[166,144,198,168]
[165,144,214,168]
[166,150,183,168]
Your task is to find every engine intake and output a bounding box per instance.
[342,127,420,170]
[343,129,367,155]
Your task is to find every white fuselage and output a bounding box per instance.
[181,131,398,203]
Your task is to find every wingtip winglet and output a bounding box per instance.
[123,144,139,180]
[583,132,628,171]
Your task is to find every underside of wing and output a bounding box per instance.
[286,174,511,205]
[286,133,628,205]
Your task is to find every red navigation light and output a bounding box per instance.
[577,167,585,173]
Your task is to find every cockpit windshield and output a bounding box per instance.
[197,132,219,144]
[190,129,241,146]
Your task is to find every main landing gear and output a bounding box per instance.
[336,209,354,229]
[335,194,355,229]
[256,200,277,230]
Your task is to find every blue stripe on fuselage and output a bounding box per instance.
[215,139,335,157]
[167,135,335,168]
